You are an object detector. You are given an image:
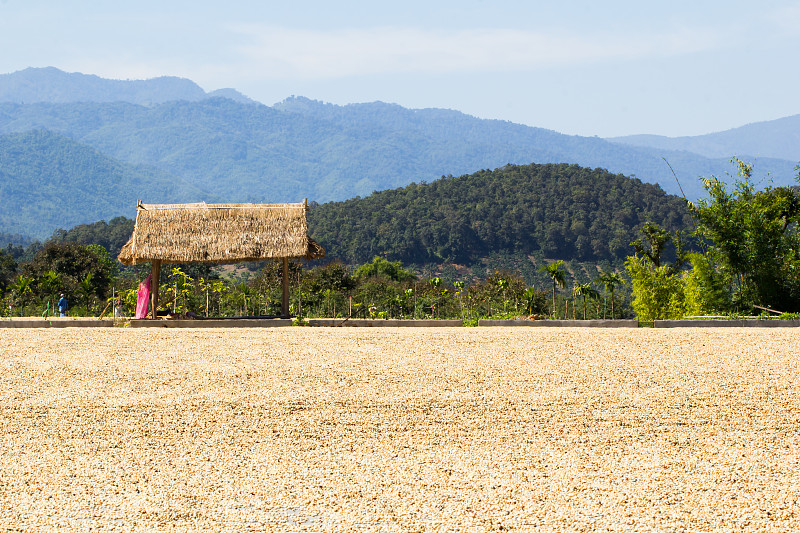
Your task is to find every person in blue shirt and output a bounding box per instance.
[58,294,68,317]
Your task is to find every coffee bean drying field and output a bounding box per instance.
[0,327,798,532]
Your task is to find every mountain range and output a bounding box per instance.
[609,115,800,162]
[0,67,797,241]
[0,66,253,105]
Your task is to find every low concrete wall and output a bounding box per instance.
[130,319,294,328]
[655,319,800,328]
[0,319,115,328]
[307,319,463,327]
[479,319,639,327]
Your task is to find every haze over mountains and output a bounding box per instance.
[0,66,254,105]
[0,67,798,241]
[609,115,800,163]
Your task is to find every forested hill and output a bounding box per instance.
[307,162,693,266]
[0,130,208,237]
[41,162,691,270]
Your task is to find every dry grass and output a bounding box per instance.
[0,327,798,532]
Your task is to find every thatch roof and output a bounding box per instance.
[118,202,325,265]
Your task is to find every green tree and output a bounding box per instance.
[453,280,465,319]
[496,277,509,313]
[9,275,34,312]
[0,248,18,295]
[78,273,95,312]
[631,221,671,268]
[353,256,417,283]
[572,282,600,320]
[233,282,253,316]
[209,279,228,317]
[597,271,624,319]
[21,243,116,308]
[168,267,195,314]
[540,260,566,317]
[307,261,356,294]
[521,285,548,316]
[625,255,686,320]
[691,159,800,311]
[682,253,728,316]
[40,269,63,315]
[625,221,690,320]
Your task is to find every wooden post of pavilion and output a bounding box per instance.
[150,260,161,319]
[281,257,289,317]
[280,199,305,318]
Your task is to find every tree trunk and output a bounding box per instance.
[610,291,615,320]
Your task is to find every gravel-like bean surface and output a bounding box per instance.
[0,327,798,532]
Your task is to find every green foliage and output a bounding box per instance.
[597,270,624,319]
[353,256,417,283]
[572,282,600,320]
[682,253,728,315]
[625,255,686,321]
[306,261,357,294]
[622,160,800,319]
[49,217,135,258]
[19,242,117,315]
[0,248,18,294]
[597,271,623,294]
[233,282,253,316]
[78,273,95,310]
[631,221,671,268]
[0,238,604,320]
[521,285,548,316]
[9,275,34,307]
[169,267,195,314]
[691,159,800,311]
[623,221,691,320]
[0,232,33,249]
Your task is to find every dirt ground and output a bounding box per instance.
[0,327,798,532]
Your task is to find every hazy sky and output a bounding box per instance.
[1,0,798,137]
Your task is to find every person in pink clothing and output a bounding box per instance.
[135,275,151,319]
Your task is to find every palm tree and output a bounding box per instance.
[234,282,252,316]
[9,275,34,312]
[428,277,442,318]
[40,269,62,316]
[540,261,566,317]
[573,282,600,320]
[79,273,95,313]
[597,271,624,319]
[453,281,465,319]
[496,277,509,313]
[522,286,539,315]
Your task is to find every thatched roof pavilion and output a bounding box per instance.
[118,201,325,318]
